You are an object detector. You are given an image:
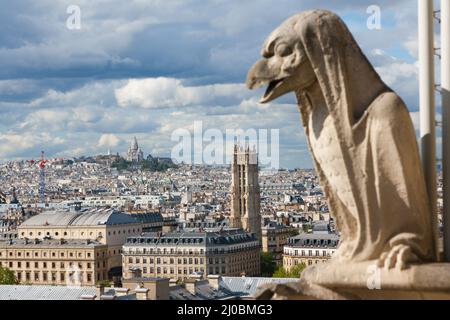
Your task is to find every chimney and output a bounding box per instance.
[169,278,178,287]
[135,287,150,300]
[114,288,130,297]
[207,275,222,290]
[190,273,203,281]
[184,279,198,295]
[95,284,105,299]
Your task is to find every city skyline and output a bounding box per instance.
[0,0,427,169]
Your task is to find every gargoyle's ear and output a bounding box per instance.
[283,42,307,73]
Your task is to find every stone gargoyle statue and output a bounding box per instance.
[247,10,439,299]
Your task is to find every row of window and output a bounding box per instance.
[285,259,327,267]
[124,246,258,256]
[1,250,104,259]
[137,266,205,275]
[127,257,205,265]
[20,228,141,238]
[1,260,105,270]
[126,252,259,266]
[129,261,259,277]
[16,270,105,283]
[284,249,334,257]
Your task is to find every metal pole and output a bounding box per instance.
[419,0,439,260]
[441,0,450,262]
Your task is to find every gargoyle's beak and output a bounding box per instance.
[246,59,286,104]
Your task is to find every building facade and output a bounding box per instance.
[122,228,260,280]
[229,145,261,240]
[0,238,108,286]
[15,208,142,279]
[283,233,339,270]
[261,221,298,266]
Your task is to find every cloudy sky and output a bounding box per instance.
[0,0,442,168]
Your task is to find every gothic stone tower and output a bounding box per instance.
[230,144,261,240]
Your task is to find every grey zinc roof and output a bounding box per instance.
[128,212,163,224]
[220,277,300,297]
[20,208,138,227]
[20,210,80,226]
[71,208,137,226]
[125,229,257,247]
[0,285,96,300]
[170,281,237,300]
[287,232,339,247]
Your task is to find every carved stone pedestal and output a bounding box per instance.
[255,262,450,300]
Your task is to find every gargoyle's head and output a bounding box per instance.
[246,15,317,104]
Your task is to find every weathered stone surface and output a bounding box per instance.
[247,9,437,270]
[254,262,450,300]
[246,9,447,300]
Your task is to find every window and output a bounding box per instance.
[43,273,47,281]
[61,273,65,281]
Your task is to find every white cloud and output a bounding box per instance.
[115,77,250,108]
[98,134,121,148]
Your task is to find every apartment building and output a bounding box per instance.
[0,238,108,286]
[122,228,260,280]
[3,207,143,283]
[283,233,339,270]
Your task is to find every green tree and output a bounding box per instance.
[96,280,111,287]
[272,266,289,278]
[0,266,18,285]
[289,263,306,278]
[260,252,276,277]
[272,263,306,279]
